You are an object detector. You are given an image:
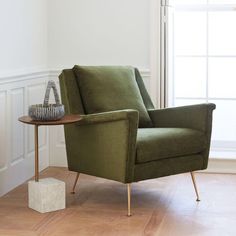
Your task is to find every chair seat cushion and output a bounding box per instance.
[136,128,207,164]
[73,65,153,128]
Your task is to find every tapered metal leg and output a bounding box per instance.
[127,184,131,216]
[190,172,200,201]
[71,172,80,194]
[34,125,39,182]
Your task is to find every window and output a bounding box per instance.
[167,0,236,158]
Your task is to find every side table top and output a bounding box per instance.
[18,114,82,126]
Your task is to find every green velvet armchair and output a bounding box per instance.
[59,65,215,216]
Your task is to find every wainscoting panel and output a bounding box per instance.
[0,91,7,171]
[10,87,24,164]
[0,72,50,196]
[49,125,67,167]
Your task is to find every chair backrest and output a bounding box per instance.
[59,65,155,128]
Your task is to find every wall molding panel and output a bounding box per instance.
[10,87,25,164]
[0,91,7,172]
[0,71,50,196]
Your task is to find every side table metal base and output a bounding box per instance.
[28,178,65,213]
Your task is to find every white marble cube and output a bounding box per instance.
[28,178,65,213]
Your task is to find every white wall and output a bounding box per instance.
[0,0,49,196]
[48,0,150,70]
[0,0,48,76]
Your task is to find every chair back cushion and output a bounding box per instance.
[73,65,153,127]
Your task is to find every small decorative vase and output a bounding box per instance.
[28,80,65,121]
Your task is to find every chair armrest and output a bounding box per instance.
[148,103,216,169]
[64,109,138,183]
[148,103,216,132]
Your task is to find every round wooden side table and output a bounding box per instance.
[18,114,82,182]
[18,114,82,213]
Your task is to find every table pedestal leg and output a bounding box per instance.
[28,124,65,213]
[34,125,39,182]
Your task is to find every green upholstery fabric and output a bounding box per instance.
[59,66,216,184]
[63,109,138,183]
[73,65,153,128]
[59,69,85,115]
[134,154,204,182]
[148,103,216,169]
[136,128,206,164]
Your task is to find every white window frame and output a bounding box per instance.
[169,1,236,160]
[150,0,236,172]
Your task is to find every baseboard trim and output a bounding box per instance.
[202,158,236,174]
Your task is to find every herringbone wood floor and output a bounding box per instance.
[0,167,236,236]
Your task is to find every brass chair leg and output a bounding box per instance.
[190,172,200,201]
[71,172,80,194]
[127,184,131,216]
